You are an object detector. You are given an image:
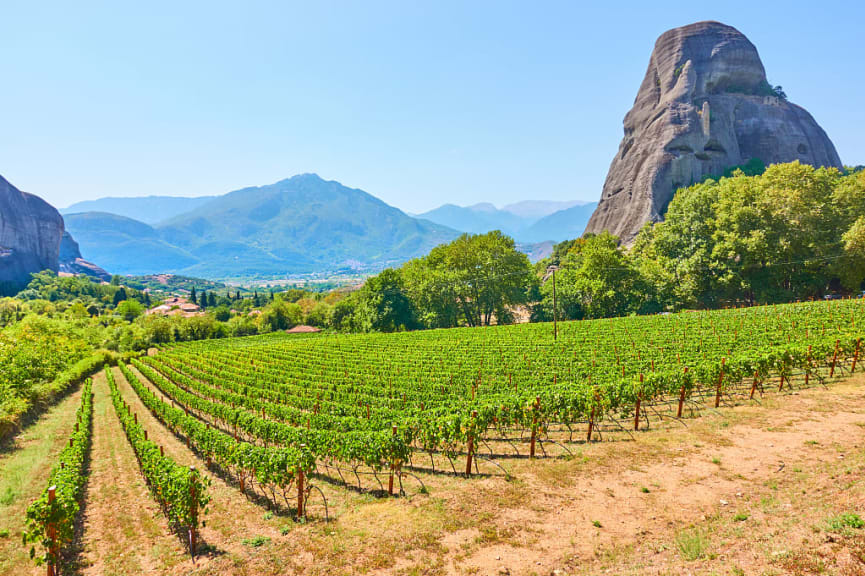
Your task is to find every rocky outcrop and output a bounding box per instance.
[0,175,64,293]
[59,231,112,281]
[584,21,843,243]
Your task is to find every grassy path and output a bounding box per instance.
[75,370,183,575]
[113,366,304,575]
[0,385,83,575]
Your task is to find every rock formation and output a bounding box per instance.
[59,231,112,281]
[584,21,843,243]
[0,175,64,293]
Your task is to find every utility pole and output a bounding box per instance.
[546,265,559,340]
[552,267,558,340]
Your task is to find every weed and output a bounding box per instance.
[711,457,722,465]
[0,528,9,538]
[280,525,291,535]
[825,513,864,532]
[592,520,602,528]
[675,527,709,561]
[263,511,274,520]
[242,535,271,547]
[640,486,650,493]
[733,513,749,522]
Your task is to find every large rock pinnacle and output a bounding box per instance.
[0,175,64,292]
[584,21,843,243]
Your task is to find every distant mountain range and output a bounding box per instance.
[62,195,216,225]
[415,200,596,243]
[64,174,458,278]
[61,174,591,278]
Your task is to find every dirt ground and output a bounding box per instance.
[3,370,864,576]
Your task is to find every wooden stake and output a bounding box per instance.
[530,399,539,458]
[389,425,396,495]
[465,411,478,475]
[853,338,861,373]
[750,371,759,399]
[830,339,840,377]
[675,367,689,418]
[587,405,595,442]
[714,358,726,408]
[189,467,198,557]
[47,486,57,576]
[297,445,306,519]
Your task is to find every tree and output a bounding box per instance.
[190,286,197,305]
[212,305,231,322]
[199,290,208,309]
[257,300,302,332]
[402,231,532,327]
[112,286,128,306]
[535,233,654,321]
[116,299,144,321]
[208,292,217,308]
[354,268,417,332]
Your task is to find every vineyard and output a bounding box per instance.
[10,298,865,575]
[133,299,864,503]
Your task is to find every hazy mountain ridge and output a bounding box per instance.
[417,200,597,242]
[65,174,460,278]
[62,195,217,225]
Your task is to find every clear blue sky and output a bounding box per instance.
[1,0,861,213]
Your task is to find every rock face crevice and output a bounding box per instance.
[584,21,843,243]
[0,175,64,292]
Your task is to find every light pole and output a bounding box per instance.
[546,265,560,340]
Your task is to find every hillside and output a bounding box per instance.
[63,212,199,275]
[64,174,460,278]
[417,200,598,242]
[61,195,217,225]
[519,202,597,242]
[415,203,527,236]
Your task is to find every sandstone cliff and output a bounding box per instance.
[59,231,112,281]
[584,21,843,243]
[0,175,64,292]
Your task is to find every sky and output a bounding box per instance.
[1,0,862,214]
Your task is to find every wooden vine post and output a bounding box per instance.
[465,411,477,476]
[853,338,862,373]
[297,445,306,519]
[830,339,840,378]
[189,467,198,558]
[749,371,759,399]
[530,398,539,458]
[714,358,726,408]
[805,345,812,385]
[634,374,644,431]
[389,425,397,495]
[46,485,57,576]
[677,367,689,418]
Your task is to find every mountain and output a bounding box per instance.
[63,212,199,276]
[416,203,528,237]
[585,21,843,243]
[0,174,64,294]
[415,200,598,243]
[500,200,585,220]
[65,174,460,278]
[62,195,216,225]
[519,202,598,243]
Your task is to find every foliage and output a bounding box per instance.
[146,298,865,477]
[22,378,94,567]
[106,369,210,550]
[631,162,865,308]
